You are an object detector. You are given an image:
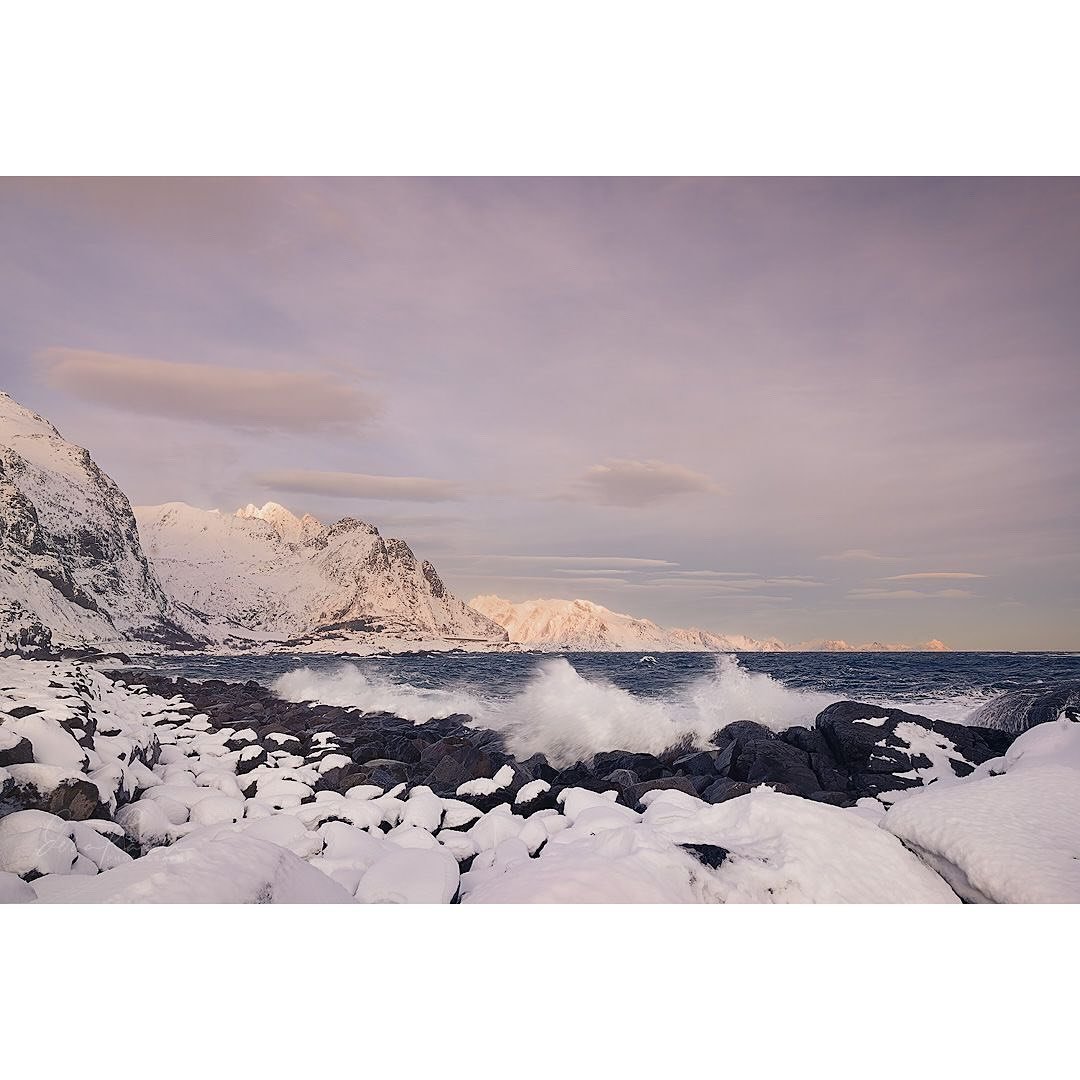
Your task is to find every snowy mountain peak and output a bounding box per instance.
[0,393,198,651]
[137,501,507,645]
[234,501,321,545]
[468,594,785,652]
[0,391,64,441]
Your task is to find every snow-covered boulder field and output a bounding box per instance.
[1,656,1077,903]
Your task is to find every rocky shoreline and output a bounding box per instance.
[2,656,1078,903]
[114,670,1017,811]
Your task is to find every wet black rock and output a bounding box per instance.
[814,700,1011,800]
[679,842,729,869]
[715,720,775,747]
[671,750,723,776]
[422,755,475,796]
[700,777,753,804]
[0,735,35,767]
[592,751,667,782]
[627,775,698,806]
[804,790,856,806]
[22,777,108,821]
[736,740,820,796]
[235,746,268,775]
[7,705,41,719]
[968,679,1080,734]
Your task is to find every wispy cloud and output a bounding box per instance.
[257,468,461,501]
[449,555,678,568]
[40,348,378,432]
[559,458,719,508]
[648,572,824,590]
[883,571,987,581]
[847,587,976,601]
[820,549,903,562]
[455,573,633,588]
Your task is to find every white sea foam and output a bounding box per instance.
[273,665,488,725]
[273,655,841,765]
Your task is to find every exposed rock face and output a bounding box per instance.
[136,501,507,644]
[468,595,785,652]
[967,680,1080,734]
[0,392,199,651]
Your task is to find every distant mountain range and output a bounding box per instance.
[1,390,947,655]
[469,595,949,653]
[0,391,503,652]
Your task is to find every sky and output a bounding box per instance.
[1,177,1077,649]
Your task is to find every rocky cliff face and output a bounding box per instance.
[136,501,507,644]
[467,595,786,652]
[0,392,197,651]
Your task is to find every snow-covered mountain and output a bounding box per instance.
[137,501,508,645]
[0,392,197,651]
[467,595,786,652]
[468,595,950,653]
[792,638,950,653]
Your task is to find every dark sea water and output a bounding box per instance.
[141,650,1080,757]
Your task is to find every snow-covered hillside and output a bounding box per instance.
[468,595,786,652]
[794,638,950,653]
[0,392,197,651]
[137,501,507,645]
[469,595,949,653]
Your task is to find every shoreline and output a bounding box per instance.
[6,655,1074,902]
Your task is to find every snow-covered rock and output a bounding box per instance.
[0,391,198,650]
[354,846,460,903]
[137,500,507,645]
[0,809,79,878]
[882,718,1080,903]
[35,830,355,903]
[2,656,1073,905]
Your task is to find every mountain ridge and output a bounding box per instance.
[136,500,508,646]
[468,594,949,653]
[0,391,198,650]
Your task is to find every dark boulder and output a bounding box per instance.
[715,720,775,747]
[671,750,723,777]
[679,843,729,870]
[591,751,667,781]
[7,705,42,719]
[779,726,831,756]
[263,733,303,756]
[350,740,385,765]
[29,777,108,821]
[700,778,752,804]
[711,740,737,776]
[423,755,474,796]
[364,760,412,788]
[735,740,820,795]
[519,753,558,784]
[235,746,269,775]
[810,752,849,793]
[383,736,422,764]
[0,735,35,768]
[599,768,639,803]
[968,681,1080,734]
[816,701,1010,798]
[418,737,493,782]
[804,790,856,807]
